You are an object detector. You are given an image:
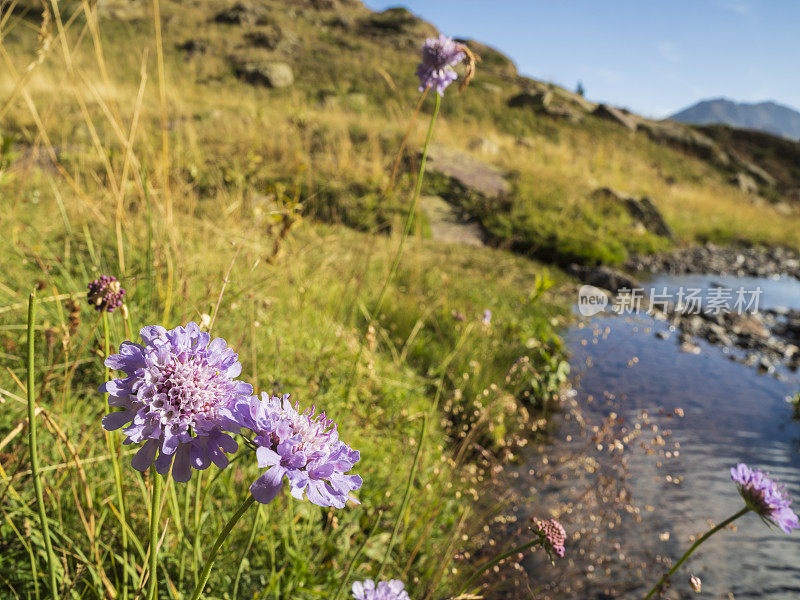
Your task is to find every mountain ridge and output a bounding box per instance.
[670,98,800,140]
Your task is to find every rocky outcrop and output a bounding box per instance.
[214,2,271,26]
[508,90,584,123]
[639,120,731,167]
[360,7,436,37]
[592,188,673,239]
[732,172,759,194]
[234,61,294,88]
[593,104,637,131]
[508,90,552,110]
[425,144,510,200]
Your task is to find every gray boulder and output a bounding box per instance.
[425,144,510,200]
[593,104,637,131]
[235,61,294,88]
[592,187,673,239]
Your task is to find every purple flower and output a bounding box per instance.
[482,309,492,325]
[100,322,252,482]
[87,275,126,313]
[532,518,566,558]
[731,463,799,534]
[231,393,362,507]
[351,580,409,600]
[416,34,465,95]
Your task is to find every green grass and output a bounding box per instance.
[1,1,798,597]
[0,159,569,599]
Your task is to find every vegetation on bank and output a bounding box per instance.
[0,4,572,597]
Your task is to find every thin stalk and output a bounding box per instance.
[145,468,164,600]
[456,537,545,596]
[345,92,441,404]
[189,494,256,600]
[26,292,59,598]
[333,510,384,600]
[641,506,750,600]
[377,415,427,579]
[103,311,129,600]
[192,469,204,585]
[232,505,260,600]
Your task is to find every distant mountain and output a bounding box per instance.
[669,98,800,140]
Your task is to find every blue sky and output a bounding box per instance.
[364,0,800,118]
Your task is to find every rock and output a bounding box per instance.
[544,105,584,123]
[567,264,640,294]
[640,120,730,167]
[592,188,673,239]
[425,144,510,200]
[680,341,701,354]
[593,104,637,131]
[741,161,777,187]
[732,172,759,194]
[214,2,270,26]
[234,61,294,88]
[362,7,435,37]
[508,90,552,110]
[419,196,485,247]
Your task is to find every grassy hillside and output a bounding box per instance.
[0,0,798,598]
[0,1,574,598]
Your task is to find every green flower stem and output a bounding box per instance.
[102,311,129,600]
[189,494,256,600]
[344,92,441,405]
[145,468,164,600]
[26,292,59,598]
[456,537,546,596]
[333,510,384,600]
[641,506,750,600]
[377,414,427,580]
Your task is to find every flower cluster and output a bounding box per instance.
[532,518,566,558]
[231,393,362,507]
[351,580,410,600]
[87,275,126,313]
[101,322,251,482]
[731,463,799,534]
[416,34,466,95]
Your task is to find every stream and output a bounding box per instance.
[508,273,800,599]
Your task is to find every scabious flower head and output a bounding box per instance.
[482,309,492,325]
[351,579,409,600]
[532,518,566,558]
[87,275,126,313]
[231,393,362,507]
[416,34,466,95]
[731,463,799,534]
[100,322,252,482]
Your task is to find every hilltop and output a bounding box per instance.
[5,0,800,265]
[671,97,800,141]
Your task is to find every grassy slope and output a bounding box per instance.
[0,4,570,597]
[0,0,796,597]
